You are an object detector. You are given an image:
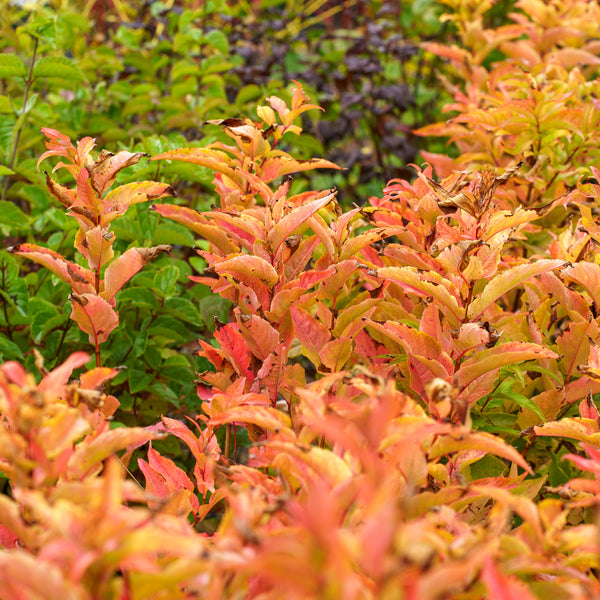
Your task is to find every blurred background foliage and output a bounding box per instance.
[0,0,487,426]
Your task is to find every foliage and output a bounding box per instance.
[0,0,446,421]
[4,1,600,599]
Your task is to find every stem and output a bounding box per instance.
[1,37,38,203]
[224,423,232,459]
[0,260,10,335]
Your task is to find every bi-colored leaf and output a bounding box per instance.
[320,337,353,371]
[428,430,532,473]
[467,260,566,320]
[268,189,336,253]
[89,150,149,195]
[261,155,340,182]
[44,173,77,208]
[482,557,537,600]
[151,147,244,186]
[102,245,172,303]
[563,262,600,310]
[68,427,164,478]
[70,293,119,345]
[534,417,600,446]
[269,441,353,487]
[76,226,115,271]
[9,243,95,294]
[378,266,464,327]
[102,181,174,224]
[456,342,558,392]
[153,204,239,254]
[290,305,331,366]
[214,254,279,288]
[208,404,291,432]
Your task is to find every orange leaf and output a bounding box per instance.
[9,243,95,294]
[38,352,90,394]
[70,293,119,345]
[214,254,279,287]
[89,150,149,195]
[102,245,172,303]
[268,189,336,253]
[68,427,164,478]
[102,181,174,225]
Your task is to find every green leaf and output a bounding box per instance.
[129,368,155,394]
[33,56,85,81]
[204,30,229,54]
[0,96,12,114]
[0,334,23,360]
[132,330,148,358]
[147,315,189,341]
[468,454,508,479]
[498,389,546,423]
[199,295,231,331]
[153,265,180,296]
[162,365,193,385]
[0,201,28,231]
[117,287,156,309]
[0,55,26,78]
[236,84,262,105]
[163,297,202,326]
[147,382,179,405]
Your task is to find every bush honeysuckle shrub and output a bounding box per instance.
[8,128,173,368]
[417,0,600,209]
[6,17,600,600]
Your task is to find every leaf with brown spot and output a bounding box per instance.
[89,150,149,195]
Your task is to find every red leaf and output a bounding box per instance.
[214,324,256,381]
[290,305,331,366]
[236,310,280,360]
